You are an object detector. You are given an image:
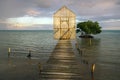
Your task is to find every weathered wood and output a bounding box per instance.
[53,6,76,40]
[39,40,82,80]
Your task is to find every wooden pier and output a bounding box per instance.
[39,40,91,80]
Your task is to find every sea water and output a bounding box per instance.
[0,30,120,80]
[0,30,58,80]
[77,30,120,80]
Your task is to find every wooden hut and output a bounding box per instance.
[53,6,76,40]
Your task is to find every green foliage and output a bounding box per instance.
[77,20,102,35]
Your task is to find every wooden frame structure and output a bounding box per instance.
[53,6,76,40]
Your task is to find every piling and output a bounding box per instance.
[89,38,92,45]
[91,63,95,74]
[38,63,42,75]
[27,49,32,58]
[8,48,11,57]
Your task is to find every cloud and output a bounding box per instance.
[0,0,120,30]
[102,26,120,30]
[73,0,117,16]
[100,19,120,23]
[0,0,35,19]
[26,9,40,16]
[7,24,52,30]
[6,16,52,28]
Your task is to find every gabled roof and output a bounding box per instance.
[54,6,75,17]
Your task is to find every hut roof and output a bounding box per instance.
[54,6,75,17]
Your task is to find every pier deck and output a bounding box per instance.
[40,40,90,80]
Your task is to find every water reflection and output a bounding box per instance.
[8,57,12,66]
[91,73,95,80]
[77,38,101,80]
[78,38,101,48]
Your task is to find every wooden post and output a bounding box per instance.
[75,43,79,50]
[80,49,83,56]
[38,63,42,75]
[91,63,95,80]
[27,49,31,58]
[8,48,11,57]
[79,48,85,56]
[91,63,95,74]
[89,38,92,46]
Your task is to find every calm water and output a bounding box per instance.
[0,30,58,80]
[77,30,120,80]
[0,30,120,80]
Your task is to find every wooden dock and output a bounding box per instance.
[39,40,90,80]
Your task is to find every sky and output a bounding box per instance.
[0,0,120,30]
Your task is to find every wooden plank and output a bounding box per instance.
[39,40,82,79]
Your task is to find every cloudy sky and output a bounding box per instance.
[0,0,120,30]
